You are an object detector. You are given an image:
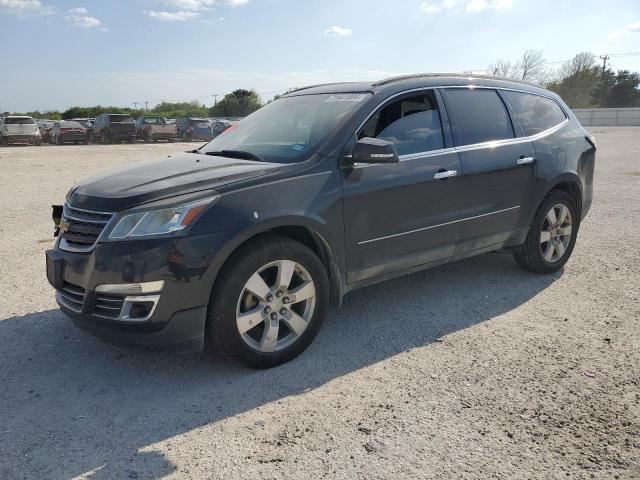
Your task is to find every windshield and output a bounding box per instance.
[110,114,133,123]
[200,93,370,163]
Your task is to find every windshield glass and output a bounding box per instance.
[200,93,370,163]
[110,114,133,123]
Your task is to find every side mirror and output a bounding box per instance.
[351,137,399,164]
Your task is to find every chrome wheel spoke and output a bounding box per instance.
[245,272,271,301]
[543,242,555,261]
[557,225,572,237]
[546,208,557,227]
[540,230,551,243]
[555,240,566,258]
[258,318,279,352]
[275,260,296,292]
[281,310,308,336]
[286,280,315,304]
[557,205,569,225]
[237,306,264,334]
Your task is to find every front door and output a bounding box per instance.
[341,90,463,284]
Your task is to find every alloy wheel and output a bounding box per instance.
[236,260,316,353]
[540,203,573,263]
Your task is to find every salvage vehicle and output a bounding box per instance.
[0,115,41,145]
[92,113,136,144]
[38,120,55,143]
[70,118,94,141]
[135,116,176,142]
[211,119,236,138]
[52,120,88,145]
[46,74,595,368]
[175,117,213,142]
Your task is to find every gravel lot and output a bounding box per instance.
[0,130,638,480]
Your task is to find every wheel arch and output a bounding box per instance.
[206,217,344,325]
[542,173,584,220]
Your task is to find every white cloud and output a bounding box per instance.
[65,7,101,28]
[144,9,200,20]
[610,20,640,38]
[0,0,53,15]
[421,0,511,14]
[325,25,351,36]
[466,0,512,13]
[163,0,247,10]
[420,0,455,13]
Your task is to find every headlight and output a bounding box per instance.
[108,197,217,239]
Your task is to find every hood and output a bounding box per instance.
[69,151,281,211]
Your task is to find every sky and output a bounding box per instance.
[0,0,639,112]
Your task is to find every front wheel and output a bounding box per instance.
[208,236,329,368]
[513,190,579,274]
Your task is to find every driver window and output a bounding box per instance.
[359,91,444,156]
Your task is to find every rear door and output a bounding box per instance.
[440,87,536,253]
[342,89,463,284]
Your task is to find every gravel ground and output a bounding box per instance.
[0,130,638,480]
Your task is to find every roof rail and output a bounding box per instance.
[372,72,541,88]
[284,82,359,95]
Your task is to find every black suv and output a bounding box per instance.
[92,113,136,144]
[46,75,595,368]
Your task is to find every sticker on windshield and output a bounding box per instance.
[291,143,305,152]
[324,93,368,103]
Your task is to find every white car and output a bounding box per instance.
[0,116,42,146]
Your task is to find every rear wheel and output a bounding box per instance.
[208,236,329,368]
[102,131,110,145]
[513,190,578,274]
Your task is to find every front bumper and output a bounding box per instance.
[46,231,235,353]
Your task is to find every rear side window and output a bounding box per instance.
[359,91,444,156]
[502,91,566,136]
[5,117,35,125]
[444,89,513,146]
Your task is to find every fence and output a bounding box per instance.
[573,107,640,126]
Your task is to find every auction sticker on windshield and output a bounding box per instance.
[324,93,369,102]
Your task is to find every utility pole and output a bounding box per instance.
[144,100,149,111]
[212,94,219,108]
[599,54,610,76]
[133,102,138,110]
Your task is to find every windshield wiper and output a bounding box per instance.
[204,150,266,162]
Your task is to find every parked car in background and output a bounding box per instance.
[92,113,136,144]
[165,118,176,125]
[70,118,94,141]
[52,120,88,145]
[210,119,235,138]
[37,120,55,143]
[0,115,41,146]
[135,116,176,142]
[175,117,212,142]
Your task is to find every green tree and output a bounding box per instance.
[209,89,262,117]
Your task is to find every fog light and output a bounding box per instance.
[129,301,154,319]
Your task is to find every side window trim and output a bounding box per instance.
[496,89,527,138]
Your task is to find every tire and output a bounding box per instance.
[208,235,329,368]
[56,136,61,145]
[0,136,6,146]
[35,139,42,146]
[102,131,110,145]
[513,190,579,274]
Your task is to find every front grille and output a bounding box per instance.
[57,281,86,312]
[60,204,114,251]
[93,293,125,318]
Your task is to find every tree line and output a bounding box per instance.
[488,50,640,108]
[13,89,263,120]
[10,53,640,119]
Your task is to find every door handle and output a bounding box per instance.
[517,156,535,165]
[433,169,457,180]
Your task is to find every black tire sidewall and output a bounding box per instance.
[525,191,579,273]
[208,236,329,368]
